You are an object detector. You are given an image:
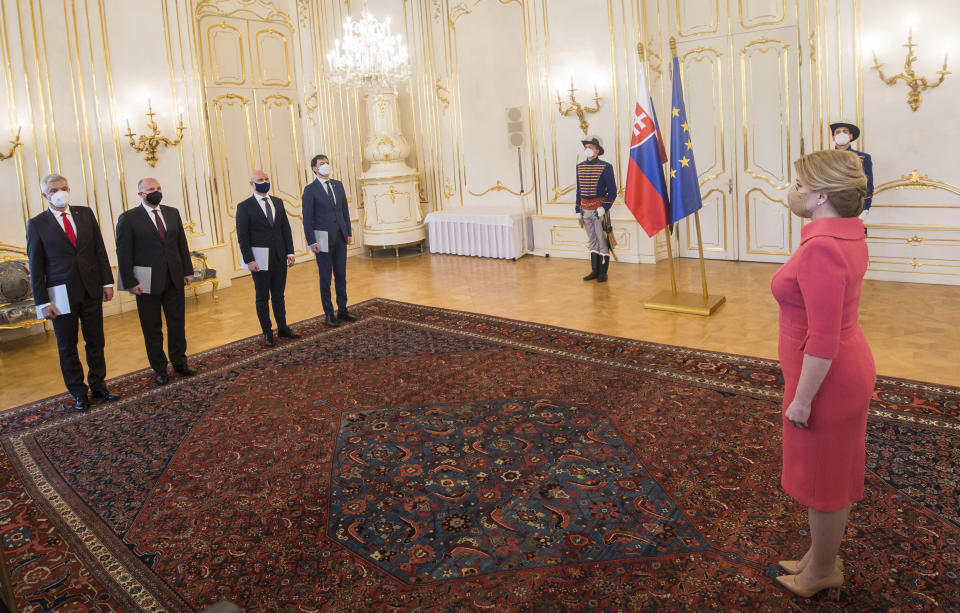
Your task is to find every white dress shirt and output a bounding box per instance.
[250,192,294,260]
[315,176,335,204]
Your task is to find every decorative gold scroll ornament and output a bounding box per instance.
[556,78,601,135]
[871,27,950,112]
[124,101,186,167]
[0,126,21,161]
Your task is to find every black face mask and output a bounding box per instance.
[254,182,271,194]
[144,191,163,206]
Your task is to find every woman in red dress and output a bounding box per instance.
[770,149,875,598]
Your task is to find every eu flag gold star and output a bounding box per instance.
[670,169,677,178]
[679,156,690,167]
[681,121,690,131]
[672,107,680,117]
[685,139,693,150]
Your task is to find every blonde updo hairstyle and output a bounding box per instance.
[793,149,868,217]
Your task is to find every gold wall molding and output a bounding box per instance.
[196,0,292,27]
[738,0,787,28]
[467,180,529,197]
[435,79,450,110]
[675,0,720,38]
[873,170,960,198]
[743,187,792,256]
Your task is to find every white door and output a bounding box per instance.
[671,2,803,262]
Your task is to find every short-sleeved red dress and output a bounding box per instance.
[770,217,876,512]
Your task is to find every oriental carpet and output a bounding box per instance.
[0,299,958,612]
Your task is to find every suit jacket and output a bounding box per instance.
[301,178,351,246]
[236,194,294,264]
[115,204,193,293]
[848,148,874,209]
[26,206,114,307]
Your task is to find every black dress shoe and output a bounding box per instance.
[91,388,120,402]
[174,365,197,376]
[155,372,169,386]
[277,327,301,339]
[263,331,276,347]
[71,393,90,412]
[325,313,340,327]
[337,309,357,322]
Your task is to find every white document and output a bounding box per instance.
[36,284,71,318]
[314,230,329,253]
[118,266,152,293]
[242,247,270,271]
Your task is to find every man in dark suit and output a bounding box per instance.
[115,177,196,386]
[302,154,356,327]
[26,173,119,411]
[236,169,300,346]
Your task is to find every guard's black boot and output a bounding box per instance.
[598,255,610,282]
[583,253,600,281]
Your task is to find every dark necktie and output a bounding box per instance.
[324,181,334,205]
[262,197,274,225]
[61,212,77,247]
[152,208,167,241]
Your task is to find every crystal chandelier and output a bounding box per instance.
[326,6,410,89]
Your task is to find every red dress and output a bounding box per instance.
[770,217,876,512]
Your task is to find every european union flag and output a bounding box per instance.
[668,55,702,224]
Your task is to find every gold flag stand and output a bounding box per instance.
[642,37,725,317]
[643,212,726,316]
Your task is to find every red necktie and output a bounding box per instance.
[61,212,77,247]
[153,209,167,241]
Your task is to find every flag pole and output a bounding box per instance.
[693,211,709,300]
[643,37,725,316]
[663,227,678,296]
[638,40,679,297]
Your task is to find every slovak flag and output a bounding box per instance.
[624,63,670,238]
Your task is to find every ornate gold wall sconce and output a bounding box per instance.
[124,101,185,167]
[0,126,22,162]
[556,79,601,135]
[871,28,950,112]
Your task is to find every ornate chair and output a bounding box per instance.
[0,243,49,338]
[182,221,219,302]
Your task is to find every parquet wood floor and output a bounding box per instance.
[2,254,958,409]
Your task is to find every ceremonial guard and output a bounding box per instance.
[830,120,873,213]
[576,136,617,282]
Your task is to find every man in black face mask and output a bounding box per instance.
[116,177,196,386]
[236,169,299,346]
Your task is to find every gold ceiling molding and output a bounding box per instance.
[874,170,960,197]
[196,0,292,27]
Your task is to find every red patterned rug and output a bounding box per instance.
[1,299,957,612]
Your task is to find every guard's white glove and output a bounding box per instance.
[859,208,870,220]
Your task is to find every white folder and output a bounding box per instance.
[242,247,270,271]
[314,230,329,253]
[36,284,71,319]
[118,266,152,293]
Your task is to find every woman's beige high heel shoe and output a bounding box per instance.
[777,555,843,575]
[775,567,844,598]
